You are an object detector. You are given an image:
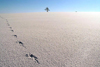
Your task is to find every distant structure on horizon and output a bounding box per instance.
[45,7,50,12]
[75,11,77,12]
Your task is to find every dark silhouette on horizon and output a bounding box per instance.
[45,7,50,12]
[75,11,77,12]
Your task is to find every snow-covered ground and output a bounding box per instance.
[0,12,100,67]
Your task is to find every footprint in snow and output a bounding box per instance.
[6,19,8,22]
[7,23,10,26]
[9,27,12,29]
[13,35,17,38]
[25,53,40,64]
[11,30,14,32]
[16,41,26,48]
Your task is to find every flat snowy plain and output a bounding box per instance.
[0,12,100,67]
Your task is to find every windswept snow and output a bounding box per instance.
[0,12,100,67]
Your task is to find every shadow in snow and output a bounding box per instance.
[13,35,17,38]
[11,30,14,32]
[6,19,8,22]
[25,53,40,64]
[25,54,28,57]
[9,27,12,29]
[7,23,10,26]
[16,41,26,48]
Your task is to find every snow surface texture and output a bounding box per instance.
[0,12,100,67]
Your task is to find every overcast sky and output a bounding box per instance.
[0,0,100,13]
